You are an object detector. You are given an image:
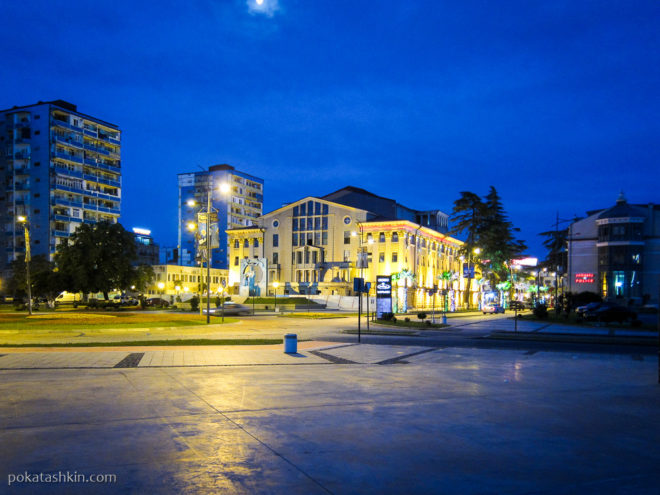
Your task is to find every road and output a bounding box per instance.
[212,312,658,356]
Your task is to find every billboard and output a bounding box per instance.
[240,258,268,297]
[376,275,392,318]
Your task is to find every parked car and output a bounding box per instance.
[203,302,251,316]
[113,295,138,306]
[146,297,170,307]
[482,303,505,314]
[575,302,603,317]
[509,301,526,311]
[590,305,637,324]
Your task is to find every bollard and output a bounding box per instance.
[284,333,297,354]
[442,314,447,325]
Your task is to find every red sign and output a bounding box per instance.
[575,273,594,284]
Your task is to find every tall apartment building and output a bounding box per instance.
[178,164,263,269]
[0,100,121,273]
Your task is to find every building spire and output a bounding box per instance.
[616,190,627,204]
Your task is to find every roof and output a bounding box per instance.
[0,100,119,129]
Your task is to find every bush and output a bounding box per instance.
[391,316,397,322]
[215,296,221,308]
[417,312,427,320]
[379,312,394,321]
[533,304,548,319]
[139,297,147,310]
[404,317,410,323]
[425,320,431,326]
[190,296,200,311]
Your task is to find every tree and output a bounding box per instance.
[450,192,485,309]
[450,188,527,308]
[55,222,142,300]
[8,255,68,308]
[480,187,527,285]
[539,228,568,273]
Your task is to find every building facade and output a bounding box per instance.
[178,164,263,269]
[132,227,159,266]
[147,264,228,299]
[567,194,660,304]
[0,100,121,273]
[227,195,467,310]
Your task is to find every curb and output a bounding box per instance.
[487,331,658,347]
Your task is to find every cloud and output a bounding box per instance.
[247,0,280,17]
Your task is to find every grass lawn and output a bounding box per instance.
[1,338,284,348]
[518,312,655,330]
[0,312,240,345]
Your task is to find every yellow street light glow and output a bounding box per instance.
[187,222,196,231]
[184,287,189,292]
[219,182,230,194]
[273,281,279,288]
[187,199,196,207]
[351,231,357,237]
[367,238,374,245]
[17,216,26,222]
[157,282,165,290]
[473,247,481,255]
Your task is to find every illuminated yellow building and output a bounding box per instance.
[227,195,474,310]
[145,265,228,299]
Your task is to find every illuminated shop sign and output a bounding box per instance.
[376,275,392,318]
[575,273,595,284]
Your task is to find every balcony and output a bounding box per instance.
[52,197,84,208]
[83,174,121,188]
[53,230,70,238]
[53,133,83,148]
[53,151,83,164]
[54,182,85,195]
[83,142,110,156]
[83,129,97,138]
[53,165,84,179]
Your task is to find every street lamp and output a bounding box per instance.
[273,281,279,312]
[17,215,32,315]
[187,180,230,324]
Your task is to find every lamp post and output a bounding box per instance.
[187,181,230,324]
[17,216,32,315]
[273,281,279,312]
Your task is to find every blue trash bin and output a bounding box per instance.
[284,334,297,354]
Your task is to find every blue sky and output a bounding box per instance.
[2,0,658,256]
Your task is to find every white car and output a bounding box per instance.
[203,302,251,316]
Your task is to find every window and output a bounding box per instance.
[312,251,318,264]
[322,217,328,229]
[343,216,351,225]
[322,204,328,215]
[344,231,351,244]
[322,232,328,245]
[314,232,320,245]
[272,219,279,228]
[273,252,279,265]
[292,233,298,246]
[379,252,385,263]
[305,250,310,264]
[314,217,320,229]
[379,232,385,242]
[254,238,259,247]
[367,233,373,243]
[293,206,299,216]
[234,239,239,248]
[296,252,302,264]
[292,219,298,231]
[244,239,249,248]
[392,232,398,243]
[315,202,321,215]
[35,162,40,167]
[273,234,279,247]
[300,218,306,230]
[234,257,239,266]
[392,252,398,263]
[300,203,306,215]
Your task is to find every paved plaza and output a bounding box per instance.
[1,341,659,494]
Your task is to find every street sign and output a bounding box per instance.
[353,277,365,293]
[365,282,371,293]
